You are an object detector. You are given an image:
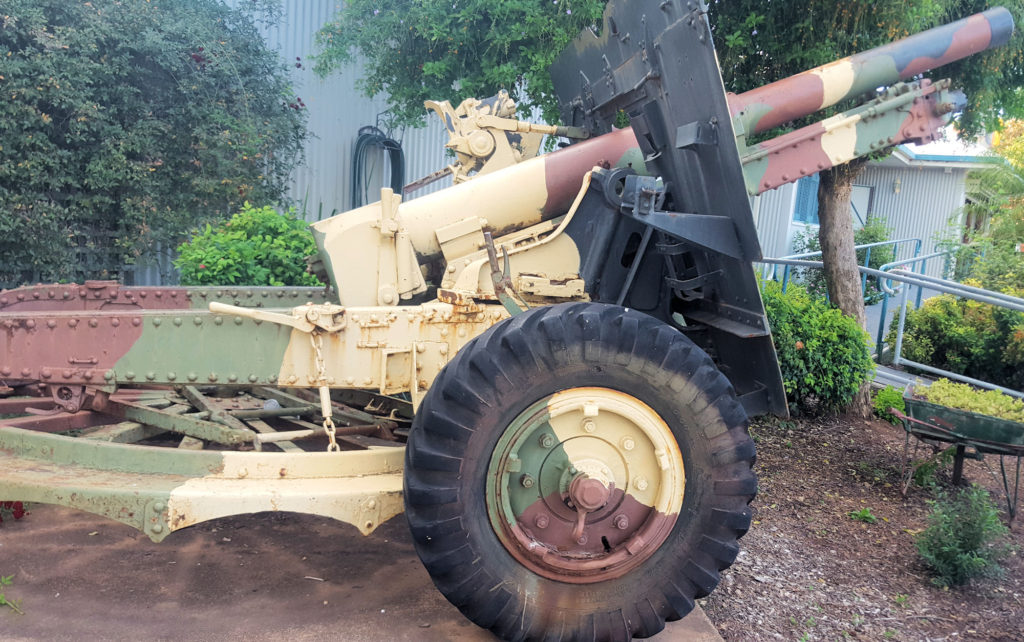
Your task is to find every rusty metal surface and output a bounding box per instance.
[0,281,334,313]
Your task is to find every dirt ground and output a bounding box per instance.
[1,414,1021,641]
[703,414,1024,641]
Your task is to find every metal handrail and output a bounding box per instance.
[757,258,1024,398]
[770,238,922,295]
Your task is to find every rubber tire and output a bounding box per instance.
[404,302,755,641]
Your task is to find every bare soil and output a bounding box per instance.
[1,413,1021,641]
[703,414,1024,641]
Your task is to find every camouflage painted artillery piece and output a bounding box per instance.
[0,1,1013,639]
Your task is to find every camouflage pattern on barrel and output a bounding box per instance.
[729,7,1014,136]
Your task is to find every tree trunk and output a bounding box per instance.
[817,158,872,418]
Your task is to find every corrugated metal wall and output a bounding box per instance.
[857,164,967,277]
[751,182,797,260]
[750,163,967,279]
[255,0,451,219]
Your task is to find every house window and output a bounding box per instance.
[793,175,820,224]
[793,174,873,228]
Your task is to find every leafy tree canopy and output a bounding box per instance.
[0,0,307,286]
[314,0,605,127]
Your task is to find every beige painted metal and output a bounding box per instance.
[212,300,508,409]
[166,447,405,537]
[425,90,587,184]
[545,388,686,516]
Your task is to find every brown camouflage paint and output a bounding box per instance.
[728,8,1013,135]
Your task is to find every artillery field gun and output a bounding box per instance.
[0,1,1013,639]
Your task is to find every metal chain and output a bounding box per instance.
[310,331,340,452]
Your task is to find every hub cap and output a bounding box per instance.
[486,387,686,583]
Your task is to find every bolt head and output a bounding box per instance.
[614,514,629,530]
[539,434,555,449]
[520,474,535,489]
[634,477,649,492]
[621,437,636,451]
[582,419,596,433]
[534,515,549,529]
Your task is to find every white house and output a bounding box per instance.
[752,136,992,278]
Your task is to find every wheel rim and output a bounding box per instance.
[486,387,685,583]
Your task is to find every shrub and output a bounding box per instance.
[873,385,905,425]
[761,280,875,415]
[175,204,322,287]
[915,486,1011,587]
[0,0,307,287]
[792,217,895,304]
[890,294,1024,391]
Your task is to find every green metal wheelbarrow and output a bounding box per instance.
[892,384,1024,520]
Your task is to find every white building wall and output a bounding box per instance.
[856,165,967,278]
[751,182,798,260]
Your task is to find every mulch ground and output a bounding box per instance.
[702,413,1024,641]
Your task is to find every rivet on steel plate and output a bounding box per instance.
[153,502,166,512]
[25,319,35,329]
[152,318,162,327]
[167,372,177,381]
[208,373,218,382]
[132,318,141,326]
[110,318,119,327]
[173,317,182,326]
[47,319,56,328]
[125,372,135,380]
[151,524,163,534]
[103,371,114,381]
[187,373,198,382]
[146,372,156,381]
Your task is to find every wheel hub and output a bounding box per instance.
[486,387,686,583]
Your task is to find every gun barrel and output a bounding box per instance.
[729,7,1014,135]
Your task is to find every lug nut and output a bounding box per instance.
[582,419,596,433]
[621,437,636,451]
[520,474,535,489]
[539,434,555,449]
[634,476,649,492]
[534,515,549,529]
[614,514,629,530]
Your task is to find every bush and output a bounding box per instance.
[0,0,307,287]
[175,204,322,287]
[915,486,1011,587]
[873,385,905,425]
[761,280,874,415]
[792,217,895,304]
[890,294,1024,391]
